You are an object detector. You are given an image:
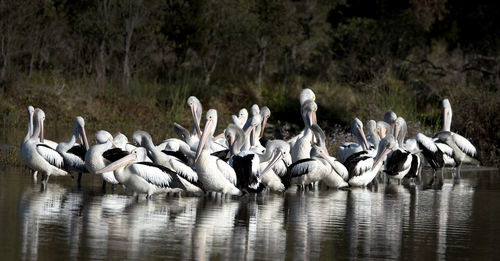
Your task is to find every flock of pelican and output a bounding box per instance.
[19,89,481,199]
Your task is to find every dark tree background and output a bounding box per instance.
[0,0,499,164]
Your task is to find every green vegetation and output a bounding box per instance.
[0,0,498,165]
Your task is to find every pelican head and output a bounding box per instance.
[376,121,392,139]
[259,106,271,138]
[239,108,248,119]
[384,110,397,135]
[131,130,153,148]
[224,124,245,153]
[33,108,46,142]
[250,104,260,116]
[261,141,290,177]
[95,148,147,174]
[366,120,380,148]
[441,98,452,132]
[351,118,368,150]
[187,96,202,138]
[74,116,89,150]
[27,105,35,137]
[372,134,398,170]
[194,109,217,162]
[394,117,407,147]
[95,130,115,147]
[301,100,317,127]
[299,88,315,105]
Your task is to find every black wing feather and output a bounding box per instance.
[384,150,410,176]
[288,158,316,177]
[67,144,87,161]
[162,150,189,164]
[211,149,231,161]
[103,148,130,162]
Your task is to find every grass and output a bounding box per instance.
[1,66,498,166]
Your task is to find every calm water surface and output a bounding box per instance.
[2,127,500,260]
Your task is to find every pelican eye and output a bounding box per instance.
[312,95,315,100]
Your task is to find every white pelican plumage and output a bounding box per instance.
[22,108,70,188]
[291,100,317,162]
[56,116,90,186]
[96,147,186,199]
[132,130,204,195]
[344,135,398,187]
[288,88,316,147]
[172,96,203,151]
[231,108,248,129]
[194,109,241,196]
[258,140,292,192]
[289,124,348,189]
[20,106,37,177]
[384,110,397,136]
[84,130,125,189]
[433,99,480,174]
[337,118,369,163]
[225,124,263,192]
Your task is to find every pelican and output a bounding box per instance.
[344,135,397,187]
[231,108,248,129]
[20,106,37,177]
[299,88,315,105]
[173,96,203,151]
[225,124,262,192]
[22,108,70,188]
[157,138,195,165]
[258,106,271,145]
[242,104,260,131]
[194,109,241,196]
[366,120,380,149]
[393,117,407,148]
[288,89,316,147]
[376,121,392,139]
[385,123,422,185]
[383,117,420,184]
[289,124,348,189]
[384,110,397,136]
[337,118,369,163]
[404,133,444,172]
[433,99,480,174]
[291,100,317,162]
[56,116,90,186]
[96,147,186,199]
[258,140,292,192]
[132,130,204,195]
[84,130,125,189]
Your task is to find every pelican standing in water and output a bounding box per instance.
[384,118,422,184]
[173,96,203,151]
[433,99,480,175]
[56,116,90,186]
[291,100,317,162]
[132,130,204,195]
[337,118,369,163]
[195,109,242,196]
[289,124,348,189]
[96,147,186,199]
[288,88,316,147]
[22,109,70,188]
[85,130,125,190]
[21,106,38,177]
[344,135,398,187]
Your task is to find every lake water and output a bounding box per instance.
[1,163,499,260]
[2,126,500,260]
